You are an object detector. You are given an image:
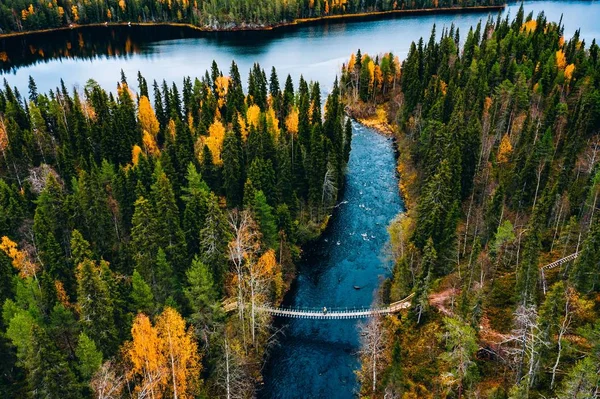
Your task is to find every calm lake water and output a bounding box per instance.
[2,1,599,398]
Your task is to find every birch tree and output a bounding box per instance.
[357,315,388,395]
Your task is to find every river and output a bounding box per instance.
[1,1,600,397]
[259,122,403,398]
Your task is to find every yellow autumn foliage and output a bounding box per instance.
[237,113,248,141]
[142,131,159,156]
[556,50,567,70]
[347,53,356,72]
[125,314,164,397]
[71,5,79,21]
[521,19,537,33]
[0,236,39,279]
[138,95,160,137]
[168,119,177,139]
[155,307,201,398]
[285,108,299,136]
[246,104,261,128]
[0,119,8,153]
[564,63,575,81]
[367,60,375,88]
[131,145,143,166]
[215,76,230,108]
[497,134,513,164]
[266,107,280,140]
[205,119,226,165]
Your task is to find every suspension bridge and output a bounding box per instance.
[540,252,579,294]
[256,293,415,320]
[222,253,579,320]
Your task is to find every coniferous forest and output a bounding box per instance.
[0,62,351,397]
[341,7,600,398]
[0,0,504,35]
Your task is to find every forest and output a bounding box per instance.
[0,0,504,35]
[0,60,351,397]
[341,6,600,398]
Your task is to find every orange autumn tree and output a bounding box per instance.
[138,95,160,137]
[556,49,567,70]
[125,313,164,397]
[155,307,201,399]
[204,118,226,165]
[246,104,261,128]
[497,134,513,164]
[266,107,280,140]
[125,308,200,398]
[131,144,143,166]
[0,236,39,279]
[285,108,299,136]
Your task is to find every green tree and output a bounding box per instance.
[411,239,436,324]
[252,190,278,249]
[130,269,154,315]
[26,325,80,399]
[222,128,244,208]
[557,357,599,399]
[75,332,103,380]
[76,259,117,356]
[185,257,222,345]
[570,216,600,293]
[438,316,479,398]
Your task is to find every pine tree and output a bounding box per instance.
[222,128,244,208]
[182,163,210,258]
[26,325,80,399]
[570,216,600,293]
[76,259,117,356]
[198,193,230,290]
[75,332,103,380]
[411,239,436,324]
[131,196,158,281]
[33,174,69,288]
[185,257,221,345]
[252,190,278,249]
[151,164,187,274]
[516,230,541,306]
[153,248,176,306]
[131,270,154,315]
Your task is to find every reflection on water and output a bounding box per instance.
[2,1,599,95]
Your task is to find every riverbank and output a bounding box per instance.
[0,4,505,40]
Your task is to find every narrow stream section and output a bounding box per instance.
[261,122,404,398]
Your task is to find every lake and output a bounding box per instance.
[1,1,599,95]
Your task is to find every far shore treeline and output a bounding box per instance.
[0,0,504,36]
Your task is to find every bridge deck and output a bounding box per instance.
[541,252,579,271]
[258,293,414,319]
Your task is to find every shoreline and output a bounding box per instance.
[0,4,505,40]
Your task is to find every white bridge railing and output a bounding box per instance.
[540,252,579,294]
[257,293,415,320]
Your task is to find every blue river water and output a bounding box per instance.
[260,122,403,398]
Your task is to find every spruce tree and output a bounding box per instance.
[26,325,80,399]
[130,270,154,315]
[76,259,117,356]
[252,190,278,249]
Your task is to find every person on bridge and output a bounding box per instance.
[323,307,327,315]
